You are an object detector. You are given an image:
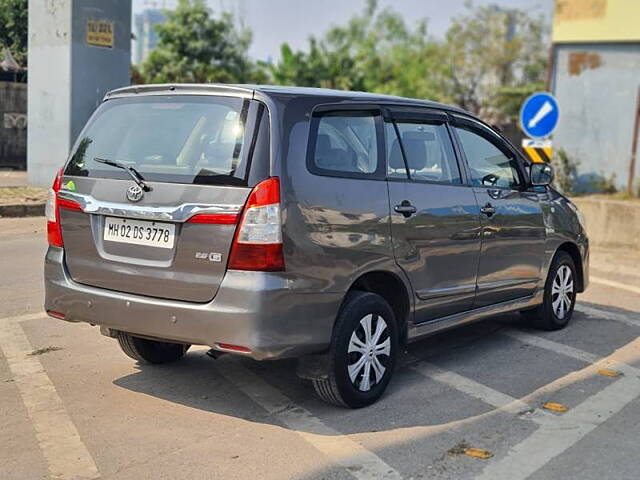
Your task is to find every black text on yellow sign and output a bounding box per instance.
[86,19,114,48]
[522,138,552,163]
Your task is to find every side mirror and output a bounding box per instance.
[530,163,554,186]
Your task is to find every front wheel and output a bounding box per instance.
[312,291,398,408]
[522,250,577,331]
[116,331,190,364]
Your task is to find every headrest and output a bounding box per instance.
[389,139,406,170]
[316,134,331,154]
[402,138,427,170]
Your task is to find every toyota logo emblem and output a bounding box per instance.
[126,185,144,202]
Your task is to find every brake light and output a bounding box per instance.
[228,177,284,271]
[46,168,82,247]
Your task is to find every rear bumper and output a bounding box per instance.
[44,247,341,360]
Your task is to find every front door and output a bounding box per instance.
[451,116,546,307]
[385,108,482,322]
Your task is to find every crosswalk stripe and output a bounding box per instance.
[214,359,402,480]
[0,317,100,480]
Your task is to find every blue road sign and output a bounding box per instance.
[520,92,559,139]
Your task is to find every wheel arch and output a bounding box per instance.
[555,242,584,292]
[347,270,412,342]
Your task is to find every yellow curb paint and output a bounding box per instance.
[598,369,622,377]
[464,448,494,459]
[543,402,568,412]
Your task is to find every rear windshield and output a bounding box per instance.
[65,95,266,186]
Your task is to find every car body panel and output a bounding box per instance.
[43,83,590,361]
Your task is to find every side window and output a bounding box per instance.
[309,111,379,176]
[455,126,521,189]
[386,119,462,184]
[385,121,408,179]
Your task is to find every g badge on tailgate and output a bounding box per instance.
[195,252,222,262]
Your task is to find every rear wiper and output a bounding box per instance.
[94,157,150,191]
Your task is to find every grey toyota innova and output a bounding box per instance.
[44,84,589,408]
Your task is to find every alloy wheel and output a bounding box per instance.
[347,314,391,392]
[552,265,574,319]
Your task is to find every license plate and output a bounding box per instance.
[104,217,175,249]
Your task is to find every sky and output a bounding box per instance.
[132,0,555,61]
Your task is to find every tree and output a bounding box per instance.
[442,2,548,119]
[140,0,258,84]
[264,0,449,100]
[0,0,28,67]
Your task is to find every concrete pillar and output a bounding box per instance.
[27,0,131,187]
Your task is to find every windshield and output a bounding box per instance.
[65,96,260,186]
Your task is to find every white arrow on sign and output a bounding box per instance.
[527,100,553,129]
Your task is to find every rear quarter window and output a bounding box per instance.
[307,110,384,180]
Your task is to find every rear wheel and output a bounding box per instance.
[522,250,577,331]
[116,331,190,364]
[313,291,398,408]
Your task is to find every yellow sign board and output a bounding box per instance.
[86,19,114,48]
[522,139,553,164]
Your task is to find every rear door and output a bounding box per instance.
[58,94,270,302]
[451,115,546,307]
[385,107,482,322]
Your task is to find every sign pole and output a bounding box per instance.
[628,86,640,196]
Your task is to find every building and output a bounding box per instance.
[133,8,165,65]
[549,0,640,193]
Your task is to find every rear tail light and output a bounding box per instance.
[46,168,82,247]
[228,177,285,271]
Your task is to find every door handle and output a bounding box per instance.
[480,203,496,217]
[394,201,417,218]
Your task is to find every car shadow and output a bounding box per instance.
[113,301,640,437]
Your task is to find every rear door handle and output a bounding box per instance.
[394,201,417,218]
[480,203,496,217]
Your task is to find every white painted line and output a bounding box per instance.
[576,304,640,328]
[0,311,46,324]
[214,359,402,480]
[476,373,640,480]
[591,276,640,295]
[502,329,600,364]
[503,329,640,379]
[412,362,531,414]
[0,318,99,480]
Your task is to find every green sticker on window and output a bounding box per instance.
[62,180,76,192]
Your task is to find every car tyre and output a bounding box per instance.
[116,331,190,364]
[312,291,398,408]
[522,250,577,331]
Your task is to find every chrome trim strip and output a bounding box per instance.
[416,284,477,301]
[58,191,242,223]
[476,278,539,293]
[407,290,543,342]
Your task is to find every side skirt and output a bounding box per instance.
[406,290,543,343]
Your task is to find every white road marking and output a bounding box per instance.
[503,329,640,377]
[591,276,640,295]
[577,304,640,328]
[214,359,402,480]
[502,329,599,364]
[0,318,100,479]
[477,350,640,480]
[0,311,46,324]
[412,362,531,414]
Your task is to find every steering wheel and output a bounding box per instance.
[482,173,500,186]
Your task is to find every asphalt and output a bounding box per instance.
[1,216,639,480]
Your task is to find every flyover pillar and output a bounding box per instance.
[27,0,131,187]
